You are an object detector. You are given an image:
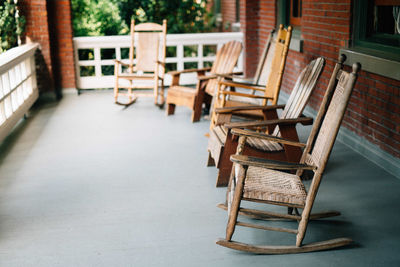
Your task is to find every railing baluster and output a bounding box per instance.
[0,43,39,142]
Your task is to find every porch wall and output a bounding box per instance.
[221,0,400,174]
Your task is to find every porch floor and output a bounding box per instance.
[0,90,399,266]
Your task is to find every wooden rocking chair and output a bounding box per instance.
[216,59,361,254]
[210,25,292,129]
[114,20,167,106]
[208,57,325,187]
[166,40,242,122]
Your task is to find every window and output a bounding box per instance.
[278,0,302,28]
[277,0,303,52]
[341,0,400,80]
[353,0,400,60]
[290,0,302,27]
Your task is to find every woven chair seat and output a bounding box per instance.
[215,125,283,152]
[243,166,307,206]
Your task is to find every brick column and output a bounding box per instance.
[19,0,76,96]
[19,0,54,93]
[239,0,259,77]
[47,0,76,91]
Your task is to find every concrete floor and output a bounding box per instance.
[0,90,399,267]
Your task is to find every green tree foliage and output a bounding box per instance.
[119,0,213,34]
[71,0,214,36]
[0,0,25,53]
[71,0,129,36]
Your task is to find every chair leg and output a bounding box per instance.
[207,152,215,167]
[114,84,118,103]
[191,91,205,122]
[160,82,165,105]
[167,103,176,115]
[154,79,159,105]
[226,164,247,241]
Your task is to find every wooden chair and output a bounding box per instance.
[209,25,292,129]
[166,40,242,122]
[221,29,275,87]
[216,58,361,254]
[114,20,167,106]
[208,57,325,187]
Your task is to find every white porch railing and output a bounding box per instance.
[0,43,39,143]
[73,32,243,89]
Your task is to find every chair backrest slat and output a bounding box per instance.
[205,41,242,96]
[272,57,325,137]
[263,25,292,105]
[129,20,167,74]
[302,58,360,172]
[253,29,275,86]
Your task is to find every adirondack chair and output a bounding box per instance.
[209,25,292,129]
[114,20,167,106]
[220,29,275,87]
[166,41,242,122]
[216,57,361,254]
[208,57,325,187]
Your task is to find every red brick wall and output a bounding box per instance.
[47,0,76,90]
[225,0,400,158]
[221,0,237,31]
[19,0,54,93]
[19,0,76,94]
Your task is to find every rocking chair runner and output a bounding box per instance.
[166,40,243,122]
[216,58,361,254]
[208,57,326,187]
[209,25,292,129]
[114,19,167,106]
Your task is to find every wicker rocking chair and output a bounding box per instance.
[207,57,326,187]
[216,57,361,254]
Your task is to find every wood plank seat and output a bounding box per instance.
[166,41,242,122]
[216,55,361,254]
[208,57,326,187]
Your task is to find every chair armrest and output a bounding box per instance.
[220,91,273,100]
[215,104,286,114]
[198,74,217,81]
[230,155,317,171]
[225,117,313,129]
[219,80,266,92]
[114,59,130,67]
[167,67,212,76]
[230,128,307,148]
[215,72,244,79]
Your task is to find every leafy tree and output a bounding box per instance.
[71,0,214,36]
[0,0,25,53]
[71,0,129,36]
[119,0,213,34]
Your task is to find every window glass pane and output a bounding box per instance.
[365,2,400,47]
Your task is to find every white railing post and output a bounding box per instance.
[73,32,244,90]
[0,43,39,143]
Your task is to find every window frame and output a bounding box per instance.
[352,0,400,62]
